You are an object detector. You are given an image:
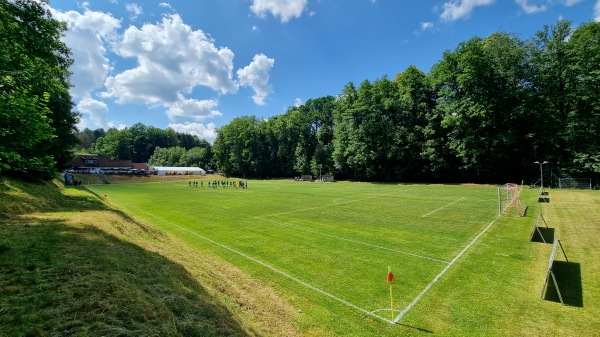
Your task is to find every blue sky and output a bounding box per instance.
[49,0,600,142]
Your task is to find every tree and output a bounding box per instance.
[0,0,79,177]
[526,20,575,167]
[393,65,435,180]
[564,21,600,174]
[213,116,271,177]
[0,77,55,178]
[75,128,105,151]
[148,146,187,167]
[430,33,529,182]
[182,146,212,168]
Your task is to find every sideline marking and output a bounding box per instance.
[393,214,501,323]
[420,197,465,218]
[113,199,394,325]
[255,216,450,264]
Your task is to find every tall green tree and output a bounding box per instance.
[430,33,529,181]
[148,146,187,167]
[526,20,575,166]
[213,116,270,177]
[564,21,600,174]
[0,0,78,177]
[0,78,55,177]
[393,65,435,180]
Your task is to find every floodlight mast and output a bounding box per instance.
[534,161,549,188]
[318,164,322,182]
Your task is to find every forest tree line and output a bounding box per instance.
[75,124,213,169]
[2,0,598,185]
[211,20,600,184]
[80,20,599,184]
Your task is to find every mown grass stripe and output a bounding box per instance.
[115,199,395,324]
[254,216,450,264]
[394,214,501,323]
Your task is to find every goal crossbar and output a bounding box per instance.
[498,183,527,216]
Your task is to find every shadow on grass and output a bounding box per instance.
[531,227,555,244]
[543,261,583,307]
[397,323,434,334]
[0,218,253,337]
[538,197,550,203]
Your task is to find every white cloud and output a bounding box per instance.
[126,3,143,20]
[102,14,239,105]
[159,2,173,10]
[237,54,275,105]
[563,0,584,6]
[168,122,218,143]
[595,0,600,21]
[250,0,307,22]
[76,97,109,129]
[165,94,222,121]
[440,0,495,22]
[50,6,120,98]
[420,21,434,30]
[515,0,585,14]
[515,0,547,13]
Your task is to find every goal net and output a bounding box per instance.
[498,183,526,216]
[558,178,591,190]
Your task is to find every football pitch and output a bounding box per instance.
[86,179,599,335]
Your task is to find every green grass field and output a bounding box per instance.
[83,179,600,336]
[3,176,598,336]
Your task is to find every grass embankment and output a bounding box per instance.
[0,177,301,336]
[70,173,224,185]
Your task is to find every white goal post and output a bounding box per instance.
[498,183,526,216]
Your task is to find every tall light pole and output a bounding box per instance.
[534,161,549,188]
[318,164,322,182]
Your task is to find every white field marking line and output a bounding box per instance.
[113,199,394,325]
[332,193,389,204]
[393,214,501,323]
[264,189,414,218]
[254,216,450,264]
[420,197,466,218]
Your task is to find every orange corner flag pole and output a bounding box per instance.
[387,266,395,322]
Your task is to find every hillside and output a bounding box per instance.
[0,177,301,336]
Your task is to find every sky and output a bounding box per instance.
[48,0,600,143]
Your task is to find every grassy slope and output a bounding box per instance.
[0,177,301,337]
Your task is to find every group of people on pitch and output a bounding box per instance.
[189,180,248,189]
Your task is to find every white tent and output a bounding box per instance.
[150,166,206,176]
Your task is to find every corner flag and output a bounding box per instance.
[387,266,395,322]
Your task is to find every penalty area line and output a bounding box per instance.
[115,200,393,325]
[255,216,450,264]
[420,197,465,218]
[394,214,501,323]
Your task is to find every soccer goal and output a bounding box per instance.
[498,183,527,216]
[558,178,591,190]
